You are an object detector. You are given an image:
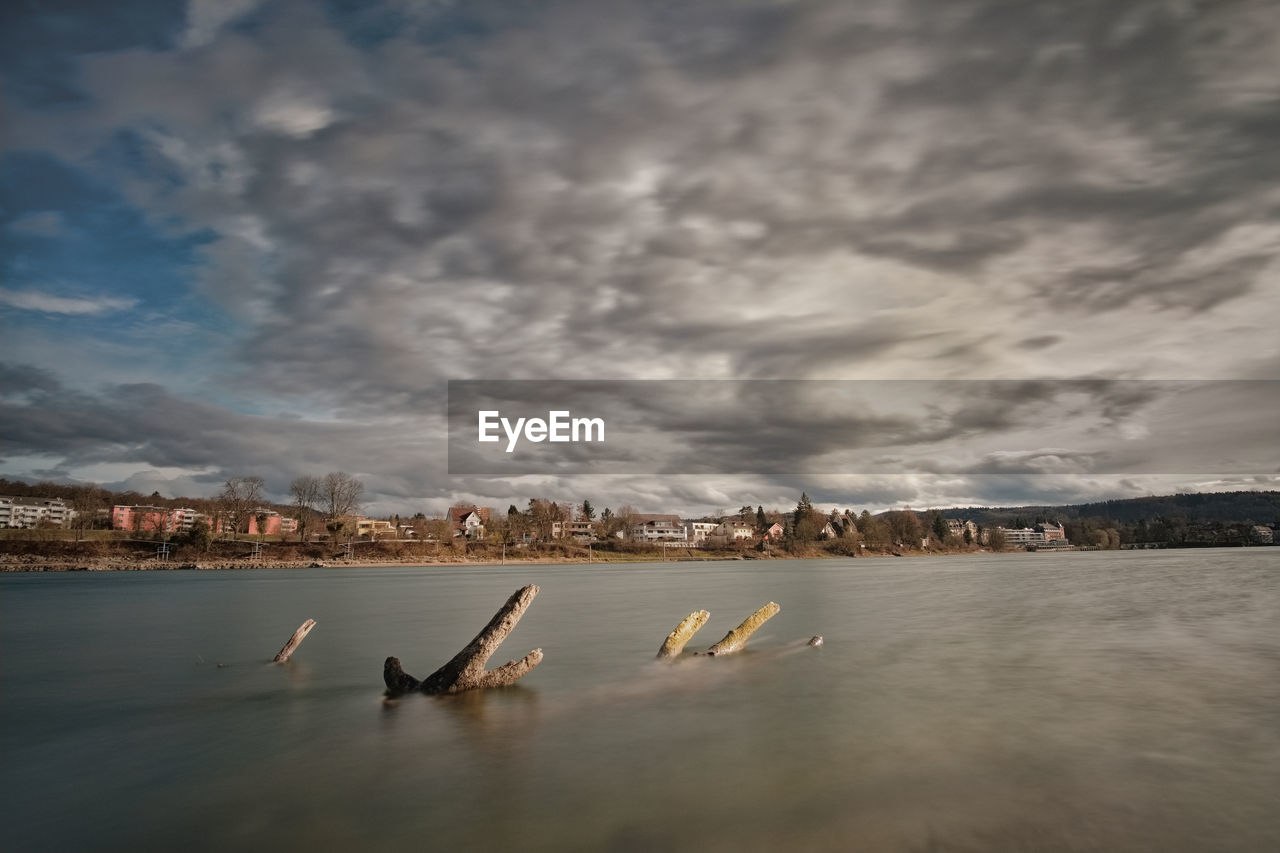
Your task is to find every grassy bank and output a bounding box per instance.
[0,534,1001,571]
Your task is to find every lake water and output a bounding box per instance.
[2,550,1278,852]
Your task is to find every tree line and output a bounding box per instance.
[3,476,1273,551]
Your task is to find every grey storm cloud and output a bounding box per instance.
[0,363,435,496]
[2,0,1278,514]
[447,379,1278,481]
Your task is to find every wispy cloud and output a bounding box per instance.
[179,0,267,49]
[0,287,137,316]
[6,211,65,237]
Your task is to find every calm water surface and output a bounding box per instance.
[2,550,1278,852]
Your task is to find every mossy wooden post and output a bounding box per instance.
[384,585,544,696]
[273,619,316,662]
[656,610,710,659]
[703,602,780,655]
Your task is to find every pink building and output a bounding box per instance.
[242,511,296,536]
[112,505,213,532]
[244,511,297,536]
[114,505,295,536]
[111,505,184,532]
[247,513,280,536]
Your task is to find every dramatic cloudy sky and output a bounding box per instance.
[2,0,1278,517]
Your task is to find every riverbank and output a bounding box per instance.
[0,547,1003,572]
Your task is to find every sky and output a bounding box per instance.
[1,0,1278,518]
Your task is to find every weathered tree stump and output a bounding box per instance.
[702,602,780,655]
[384,585,544,696]
[656,610,710,659]
[273,619,316,662]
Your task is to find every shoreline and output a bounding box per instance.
[2,548,1021,572]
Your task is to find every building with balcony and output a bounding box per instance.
[0,495,74,528]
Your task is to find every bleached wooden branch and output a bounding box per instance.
[656,610,710,659]
[702,602,780,655]
[384,585,544,696]
[273,619,316,662]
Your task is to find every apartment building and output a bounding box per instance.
[0,495,74,528]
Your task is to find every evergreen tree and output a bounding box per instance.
[791,493,822,540]
[793,492,814,527]
[580,499,596,521]
[756,505,767,532]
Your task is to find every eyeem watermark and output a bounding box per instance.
[478,410,605,453]
[450,379,1280,475]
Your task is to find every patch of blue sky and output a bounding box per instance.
[0,0,186,107]
[319,0,501,51]
[0,150,224,329]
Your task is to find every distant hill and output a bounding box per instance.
[937,491,1280,526]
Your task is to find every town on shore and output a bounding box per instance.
[2,476,1276,572]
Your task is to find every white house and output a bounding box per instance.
[684,521,718,545]
[709,520,754,544]
[631,518,688,542]
[552,520,597,541]
[449,506,491,539]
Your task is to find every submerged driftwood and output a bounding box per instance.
[656,602,782,658]
[656,609,711,659]
[384,584,544,696]
[273,619,316,662]
[703,602,780,655]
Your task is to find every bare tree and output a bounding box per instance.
[487,512,510,544]
[219,476,265,536]
[615,504,637,540]
[422,517,452,543]
[69,483,106,542]
[289,475,322,542]
[884,509,922,547]
[321,471,364,523]
[527,498,556,540]
[549,501,569,534]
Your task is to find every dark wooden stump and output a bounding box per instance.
[384,585,544,696]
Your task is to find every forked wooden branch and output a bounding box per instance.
[702,602,780,655]
[384,585,543,696]
[273,619,316,662]
[656,610,710,659]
